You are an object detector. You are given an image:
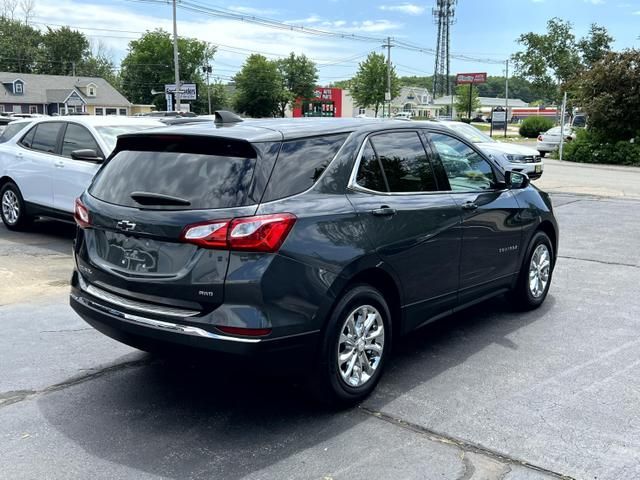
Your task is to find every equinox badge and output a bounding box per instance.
[116,220,137,232]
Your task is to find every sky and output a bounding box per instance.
[25,0,640,85]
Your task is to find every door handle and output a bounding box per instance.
[371,206,397,217]
[461,201,478,211]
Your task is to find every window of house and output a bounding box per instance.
[0,105,4,113]
[119,108,127,116]
[29,106,37,114]
[88,86,96,96]
[105,108,117,116]
[14,82,23,94]
[95,107,104,116]
[358,107,366,115]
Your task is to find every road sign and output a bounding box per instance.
[165,83,198,100]
[456,72,487,85]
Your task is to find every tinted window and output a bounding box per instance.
[31,123,63,153]
[356,141,387,192]
[429,133,496,192]
[61,124,100,158]
[90,136,257,210]
[370,131,437,193]
[0,122,30,143]
[262,134,348,202]
[20,125,36,148]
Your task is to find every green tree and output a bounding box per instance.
[578,24,614,68]
[38,26,89,75]
[512,18,613,102]
[77,42,120,89]
[0,17,42,73]
[351,52,400,117]
[120,29,213,110]
[233,54,283,118]
[275,53,318,117]
[573,49,640,141]
[454,84,481,119]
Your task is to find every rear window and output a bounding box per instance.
[0,122,30,143]
[262,134,349,202]
[89,135,258,210]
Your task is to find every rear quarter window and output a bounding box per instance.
[262,134,349,202]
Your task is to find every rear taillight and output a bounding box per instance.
[537,135,543,141]
[180,213,296,253]
[74,198,91,228]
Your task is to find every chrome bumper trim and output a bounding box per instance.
[78,275,199,318]
[71,293,262,344]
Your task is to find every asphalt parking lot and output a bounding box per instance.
[1,162,639,479]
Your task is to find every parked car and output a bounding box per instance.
[393,111,412,119]
[438,121,544,179]
[571,114,587,128]
[0,116,164,229]
[69,117,558,404]
[536,126,575,157]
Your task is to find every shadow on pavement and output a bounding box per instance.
[0,219,75,255]
[37,294,556,479]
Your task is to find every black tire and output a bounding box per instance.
[0,182,32,231]
[538,151,547,158]
[311,284,392,406]
[509,231,554,311]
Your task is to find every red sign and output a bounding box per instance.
[456,72,487,85]
[292,87,343,118]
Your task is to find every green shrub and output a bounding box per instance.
[519,116,555,138]
[564,129,640,166]
[459,117,472,124]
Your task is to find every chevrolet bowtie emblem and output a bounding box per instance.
[116,220,137,232]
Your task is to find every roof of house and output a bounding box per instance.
[0,72,131,106]
[433,95,529,108]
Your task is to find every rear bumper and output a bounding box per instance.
[70,285,320,365]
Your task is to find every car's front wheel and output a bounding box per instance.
[510,231,554,310]
[312,284,391,406]
[1,182,31,231]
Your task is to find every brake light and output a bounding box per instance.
[74,198,91,228]
[180,213,296,252]
[216,325,272,337]
[537,135,543,141]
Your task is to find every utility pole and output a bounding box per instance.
[504,59,509,138]
[172,0,181,112]
[71,61,76,77]
[203,64,212,115]
[383,36,392,118]
[559,91,568,161]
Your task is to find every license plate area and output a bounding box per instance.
[535,165,542,173]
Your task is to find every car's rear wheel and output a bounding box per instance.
[1,182,31,231]
[510,231,553,310]
[312,284,391,406]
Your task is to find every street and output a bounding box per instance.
[1,160,639,479]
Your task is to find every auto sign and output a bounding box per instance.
[456,73,487,85]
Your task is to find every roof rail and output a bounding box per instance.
[214,110,243,124]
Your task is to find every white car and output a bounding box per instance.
[537,126,574,157]
[0,116,164,230]
[438,121,544,179]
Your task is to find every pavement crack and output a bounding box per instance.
[359,406,576,480]
[39,328,93,333]
[0,358,152,409]
[558,255,639,269]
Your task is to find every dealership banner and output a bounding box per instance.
[165,83,198,100]
[456,73,487,85]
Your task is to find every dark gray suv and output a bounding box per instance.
[70,117,558,403]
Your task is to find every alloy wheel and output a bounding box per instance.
[529,244,551,298]
[337,304,385,388]
[1,189,20,225]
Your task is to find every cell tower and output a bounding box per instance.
[432,0,457,99]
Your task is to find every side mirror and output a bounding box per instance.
[505,171,530,189]
[71,149,103,163]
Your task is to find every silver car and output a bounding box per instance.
[536,126,575,157]
[439,121,544,179]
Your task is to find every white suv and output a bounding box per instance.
[0,116,163,230]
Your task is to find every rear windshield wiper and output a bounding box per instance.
[130,191,191,206]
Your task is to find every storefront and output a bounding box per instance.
[293,87,344,118]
